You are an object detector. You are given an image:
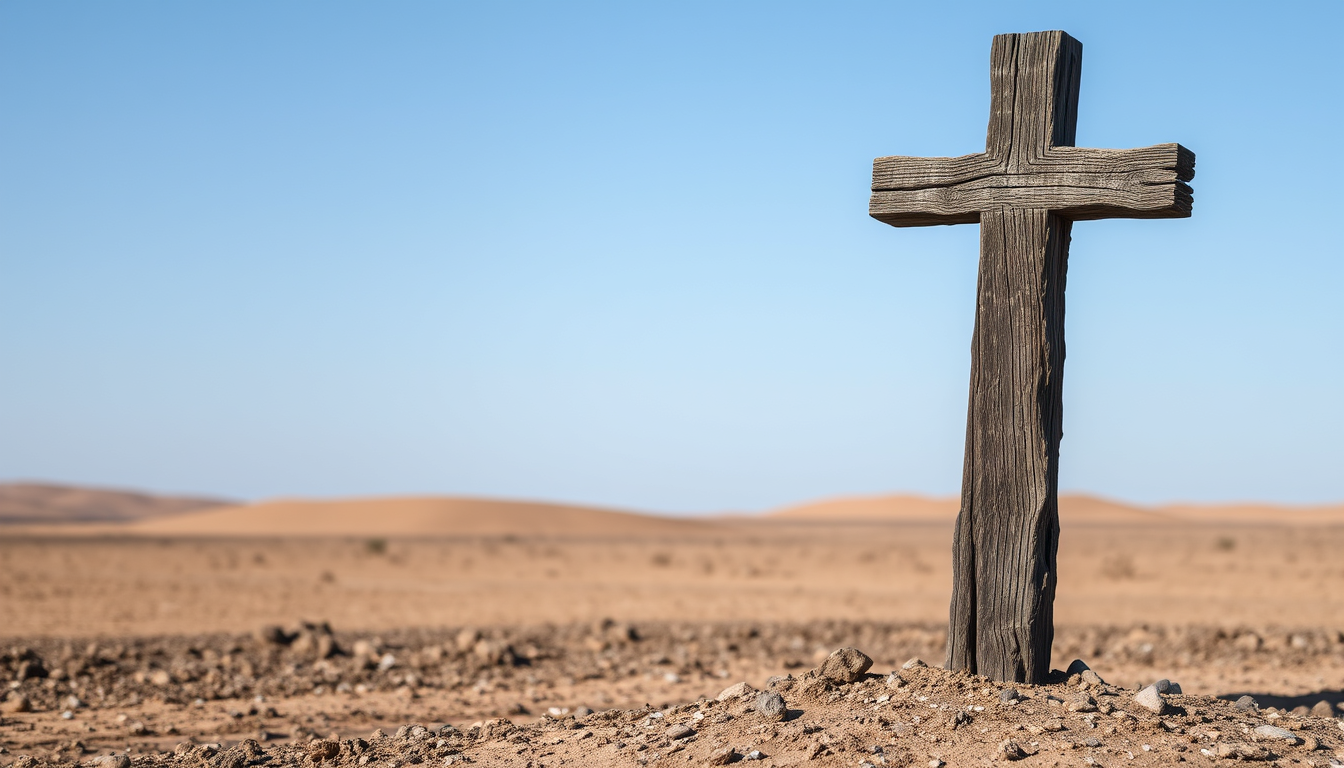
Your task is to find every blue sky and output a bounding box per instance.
[1,1,1340,512]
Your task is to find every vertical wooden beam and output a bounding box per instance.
[948,31,1080,683]
[947,207,1067,682]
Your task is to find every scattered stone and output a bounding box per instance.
[307,740,340,764]
[1068,694,1098,713]
[929,760,945,768]
[717,682,756,701]
[884,672,905,688]
[997,739,1028,761]
[743,749,765,761]
[1252,724,1297,743]
[817,647,872,683]
[1311,700,1336,719]
[665,723,693,740]
[1,694,31,713]
[1043,719,1065,732]
[1215,742,1269,760]
[1134,685,1168,714]
[754,691,787,721]
[1082,737,1103,748]
[707,747,737,765]
[999,688,1019,703]
[91,756,131,768]
[1233,695,1259,711]
[901,657,927,670]
[1081,669,1104,686]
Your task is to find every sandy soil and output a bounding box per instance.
[1,496,1342,766]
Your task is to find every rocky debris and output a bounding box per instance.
[1214,742,1270,760]
[1152,678,1183,695]
[901,657,927,670]
[999,687,1019,703]
[815,646,872,683]
[996,738,1028,760]
[1311,699,1336,718]
[89,756,131,768]
[1134,684,1169,714]
[1252,724,1298,743]
[707,746,737,765]
[1066,693,1097,712]
[716,682,756,701]
[1080,668,1104,685]
[753,691,787,721]
[666,723,694,740]
[2,692,32,713]
[1233,695,1259,710]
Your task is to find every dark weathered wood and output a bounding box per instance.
[868,31,1194,683]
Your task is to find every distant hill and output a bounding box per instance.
[0,482,233,525]
[129,496,722,538]
[769,493,1344,525]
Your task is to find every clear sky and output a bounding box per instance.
[1,1,1340,512]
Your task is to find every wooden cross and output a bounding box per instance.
[869,31,1194,683]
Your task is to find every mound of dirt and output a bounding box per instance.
[0,483,232,525]
[2,622,1342,767]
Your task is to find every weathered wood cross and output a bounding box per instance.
[869,31,1194,683]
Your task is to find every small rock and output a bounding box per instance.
[1233,695,1258,711]
[707,747,737,766]
[999,688,1019,703]
[1168,682,1183,694]
[1215,742,1269,760]
[308,739,340,763]
[929,761,945,768]
[1,694,31,714]
[1082,737,1103,748]
[1311,700,1336,719]
[1253,724,1298,744]
[764,675,791,689]
[901,657,927,670]
[884,672,905,689]
[817,647,872,684]
[1300,734,1320,750]
[1043,719,1065,732]
[1134,685,1168,714]
[665,723,693,740]
[1068,694,1098,713]
[149,669,172,686]
[743,750,765,761]
[716,682,756,701]
[754,691,787,721]
[997,739,1028,761]
[455,628,481,652]
[1081,669,1104,686]
[91,756,131,768]
[1153,679,1172,694]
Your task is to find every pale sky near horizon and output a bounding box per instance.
[1,1,1340,513]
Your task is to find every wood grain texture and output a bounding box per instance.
[867,30,1194,683]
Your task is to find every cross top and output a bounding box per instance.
[871,30,1193,228]
[868,31,1194,684]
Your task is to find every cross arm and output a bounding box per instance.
[869,143,1195,227]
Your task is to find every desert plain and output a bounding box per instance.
[2,485,1343,767]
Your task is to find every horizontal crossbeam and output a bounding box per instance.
[870,144,1195,227]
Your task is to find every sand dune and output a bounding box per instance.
[129,496,722,538]
[768,492,1342,525]
[0,482,231,524]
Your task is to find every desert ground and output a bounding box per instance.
[2,488,1343,767]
